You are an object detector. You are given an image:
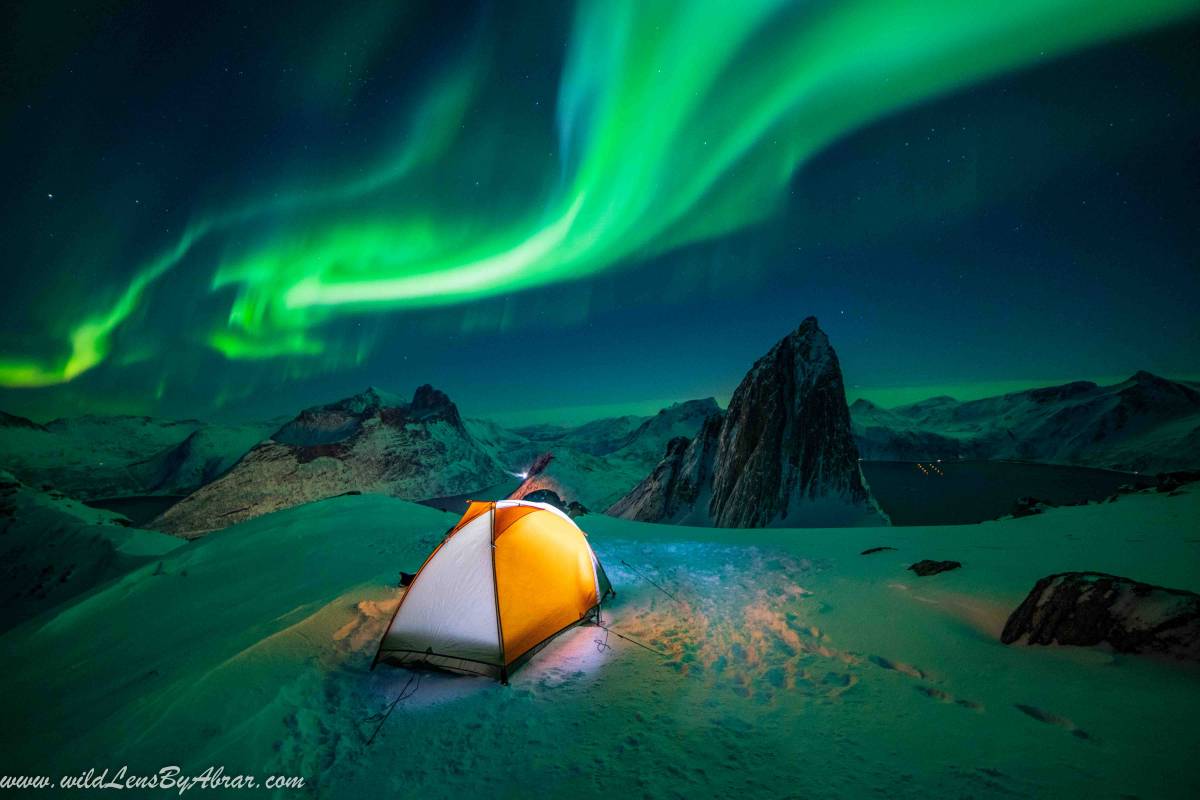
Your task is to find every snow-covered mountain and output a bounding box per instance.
[154,386,508,537]
[611,318,887,527]
[485,398,722,511]
[0,412,277,500]
[851,372,1200,472]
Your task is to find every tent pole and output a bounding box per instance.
[489,502,508,685]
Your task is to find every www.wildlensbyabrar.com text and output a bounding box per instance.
[1,766,305,793]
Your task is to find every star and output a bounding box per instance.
[47,193,54,199]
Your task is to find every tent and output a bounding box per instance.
[372,499,614,682]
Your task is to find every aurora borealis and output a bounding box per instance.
[2,1,1198,422]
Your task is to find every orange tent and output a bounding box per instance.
[372,500,614,682]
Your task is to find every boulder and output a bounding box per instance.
[908,560,962,577]
[1001,572,1200,662]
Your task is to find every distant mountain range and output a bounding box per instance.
[2,359,1196,537]
[851,371,1200,473]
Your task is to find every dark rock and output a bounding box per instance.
[0,411,45,431]
[522,488,567,511]
[861,546,897,555]
[908,560,962,577]
[610,317,886,527]
[606,421,721,523]
[566,501,589,518]
[1001,572,1200,661]
[1156,469,1200,493]
[1010,496,1054,518]
[523,452,555,480]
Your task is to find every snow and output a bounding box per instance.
[2,487,1198,797]
[0,414,277,499]
[852,373,1200,472]
[0,471,184,633]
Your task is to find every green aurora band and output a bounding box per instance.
[3,0,1196,387]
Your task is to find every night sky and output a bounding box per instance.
[2,1,1197,425]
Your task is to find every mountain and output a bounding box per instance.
[606,416,723,524]
[0,469,183,633]
[610,318,886,527]
[615,399,721,460]
[456,398,721,512]
[0,412,276,500]
[131,422,284,495]
[0,411,44,430]
[851,372,1200,472]
[153,385,508,537]
[505,398,722,511]
[514,415,647,457]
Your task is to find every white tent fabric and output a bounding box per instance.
[379,513,501,665]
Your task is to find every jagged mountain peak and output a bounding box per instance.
[611,318,886,528]
[273,383,463,447]
[409,384,458,420]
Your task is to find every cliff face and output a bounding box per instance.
[610,318,886,527]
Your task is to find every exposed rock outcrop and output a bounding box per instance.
[1009,496,1054,519]
[1001,572,1200,661]
[153,385,506,537]
[908,560,962,576]
[609,318,886,527]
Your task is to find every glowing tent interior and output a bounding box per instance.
[372,500,614,682]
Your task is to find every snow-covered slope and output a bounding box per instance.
[0,412,277,500]
[613,318,885,527]
[2,481,1197,797]
[154,386,508,537]
[852,372,1200,472]
[0,470,183,633]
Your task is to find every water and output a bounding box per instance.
[861,460,1140,525]
[85,495,187,527]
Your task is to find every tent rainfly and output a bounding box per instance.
[372,499,614,682]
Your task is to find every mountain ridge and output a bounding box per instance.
[851,371,1200,471]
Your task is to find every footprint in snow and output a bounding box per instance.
[915,685,983,712]
[1014,703,1094,741]
[868,654,927,680]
